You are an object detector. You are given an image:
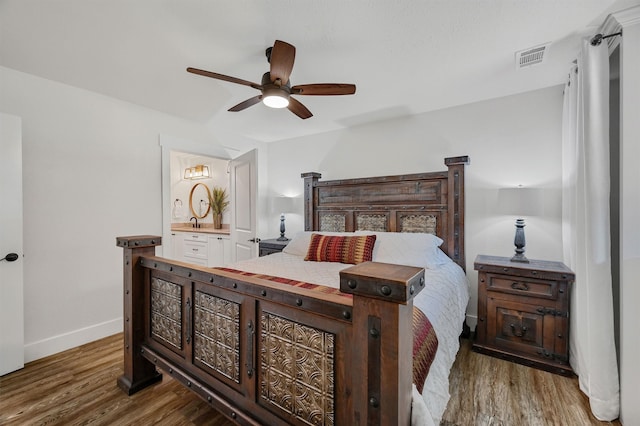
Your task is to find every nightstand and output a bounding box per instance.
[258,238,289,257]
[473,255,575,376]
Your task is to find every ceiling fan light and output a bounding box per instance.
[263,94,289,109]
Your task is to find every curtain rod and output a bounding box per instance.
[590,31,622,46]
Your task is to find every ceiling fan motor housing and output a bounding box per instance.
[261,72,291,107]
[261,72,290,90]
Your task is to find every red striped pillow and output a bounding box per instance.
[304,233,377,264]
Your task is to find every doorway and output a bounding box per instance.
[159,135,259,264]
[170,151,230,227]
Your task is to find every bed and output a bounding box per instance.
[116,155,469,425]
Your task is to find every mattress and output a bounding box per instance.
[229,251,469,425]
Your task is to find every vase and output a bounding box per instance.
[213,213,222,229]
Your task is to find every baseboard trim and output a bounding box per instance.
[466,314,478,334]
[24,318,123,363]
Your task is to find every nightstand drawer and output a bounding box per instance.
[487,274,556,299]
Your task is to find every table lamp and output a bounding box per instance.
[497,186,543,263]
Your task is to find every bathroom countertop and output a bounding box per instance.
[171,223,230,235]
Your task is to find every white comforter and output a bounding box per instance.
[229,252,469,425]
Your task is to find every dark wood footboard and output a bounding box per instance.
[117,236,425,426]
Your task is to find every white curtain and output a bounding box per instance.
[561,39,620,420]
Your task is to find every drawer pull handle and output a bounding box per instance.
[511,282,529,291]
[510,323,528,337]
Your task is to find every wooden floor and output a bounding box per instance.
[442,339,621,426]
[0,334,621,426]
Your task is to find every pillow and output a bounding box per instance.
[283,231,360,256]
[304,233,377,264]
[356,231,450,269]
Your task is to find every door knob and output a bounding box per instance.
[1,253,19,262]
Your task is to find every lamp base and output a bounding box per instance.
[511,218,529,263]
[510,253,530,263]
[277,214,288,241]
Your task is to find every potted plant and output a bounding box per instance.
[209,186,229,229]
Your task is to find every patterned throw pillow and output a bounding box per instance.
[304,233,377,264]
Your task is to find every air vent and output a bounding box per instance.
[515,43,549,69]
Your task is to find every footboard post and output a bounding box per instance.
[116,235,163,395]
[340,262,425,426]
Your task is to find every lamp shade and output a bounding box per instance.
[272,196,295,214]
[497,187,543,217]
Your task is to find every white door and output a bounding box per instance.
[0,113,24,376]
[230,149,258,262]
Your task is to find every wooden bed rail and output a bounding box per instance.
[116,235,425,425]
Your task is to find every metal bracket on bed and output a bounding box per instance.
[339,262,425,303]
[245,320,254,378]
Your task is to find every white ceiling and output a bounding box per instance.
[0,0,636,143]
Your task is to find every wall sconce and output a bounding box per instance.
[273,196,295,241]
[497,186,543,263]
[184,165,210,180]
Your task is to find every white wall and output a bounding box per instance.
[266,86,566,328]
[0,66,225,361]
[615,6,640,424]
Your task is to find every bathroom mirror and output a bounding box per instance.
[189,183,211,219]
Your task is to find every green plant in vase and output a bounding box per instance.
[209,187,229,229]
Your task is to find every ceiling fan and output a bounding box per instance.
[187,40,356,119]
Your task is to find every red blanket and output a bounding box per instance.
[215,267,438,391]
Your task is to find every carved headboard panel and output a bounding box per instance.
[302,156,469,269]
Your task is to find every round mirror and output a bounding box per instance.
[189,183,211,219]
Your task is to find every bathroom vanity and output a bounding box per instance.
[170,225,231,267]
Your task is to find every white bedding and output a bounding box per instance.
[229,250,469,425]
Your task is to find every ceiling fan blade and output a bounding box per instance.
[291,83,356,96]
[228,95,263,112]
[287,97,313,119]
[269,40,296,84]
[187,67,261,89]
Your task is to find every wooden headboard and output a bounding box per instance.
[301,156,469,269]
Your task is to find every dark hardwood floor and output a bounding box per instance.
[0,333,621,425]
